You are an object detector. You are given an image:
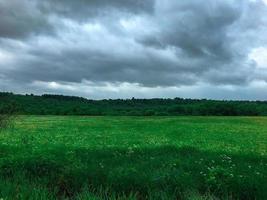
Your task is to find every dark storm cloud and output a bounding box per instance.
[139,0,241,59]
[0,0,52,38]
[39,0,155,19]
[0,0,267,99]
[4,44,197,87]
[136,1,254,81]
[0,0,154,39]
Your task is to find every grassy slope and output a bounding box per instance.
[0,116,267,199]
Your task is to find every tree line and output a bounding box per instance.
[0,92,267,116]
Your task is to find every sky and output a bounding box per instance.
[0,0,267,100]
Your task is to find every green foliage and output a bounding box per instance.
[0,115,11,131]
[1,92,267,116]
[0,116,266,199]
[0,93,17,131]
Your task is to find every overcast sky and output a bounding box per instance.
[0,0,267,100]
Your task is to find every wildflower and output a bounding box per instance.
[99,162,104,169]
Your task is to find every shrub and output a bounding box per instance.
[0,114,12,130]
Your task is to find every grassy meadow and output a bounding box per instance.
[0,116,267,199]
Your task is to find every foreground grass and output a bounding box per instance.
[0,116,267,199]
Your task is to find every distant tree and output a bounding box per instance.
[144,110,155,116]
[1,92,267,116]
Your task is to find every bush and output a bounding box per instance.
[0,115,11,130]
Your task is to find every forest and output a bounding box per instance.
[0,92,266,116]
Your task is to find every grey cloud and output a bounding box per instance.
[135,0,267,85]
[0,0,52,39]
[0,0,267,99]
[139,0,243,62]
[39,0,155,19]
[3,45,198,87]
[0,0,154,39]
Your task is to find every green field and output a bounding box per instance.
[0,116,267,199]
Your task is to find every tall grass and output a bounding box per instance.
[0,116,266,199]
[0,115,11,130]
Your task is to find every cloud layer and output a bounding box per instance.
[0,0,267,99]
